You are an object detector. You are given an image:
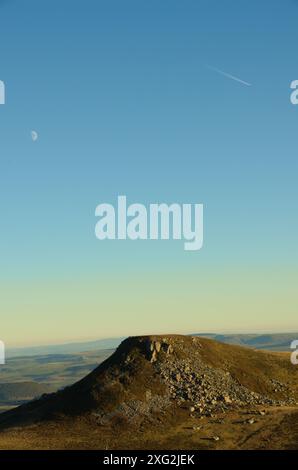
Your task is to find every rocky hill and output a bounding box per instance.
[0,335,297,449]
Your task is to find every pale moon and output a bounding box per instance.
[31,130,38,142]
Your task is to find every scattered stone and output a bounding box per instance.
[223,395,232,404]
[141,336,295,419]
[150,350,157,363]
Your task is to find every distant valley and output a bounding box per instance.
[0,349,113,412]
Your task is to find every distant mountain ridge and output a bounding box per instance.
[6,332,297,358]
[194,333,297,351]
[7,337,124,358]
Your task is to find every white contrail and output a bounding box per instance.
[207,65,252,87]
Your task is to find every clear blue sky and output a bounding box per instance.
[0,0,297,346]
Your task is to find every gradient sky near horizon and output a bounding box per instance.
[0,0,297,347]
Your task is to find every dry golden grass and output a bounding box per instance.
[0,406,297,450]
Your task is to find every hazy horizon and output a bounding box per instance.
[6,329,298,350]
